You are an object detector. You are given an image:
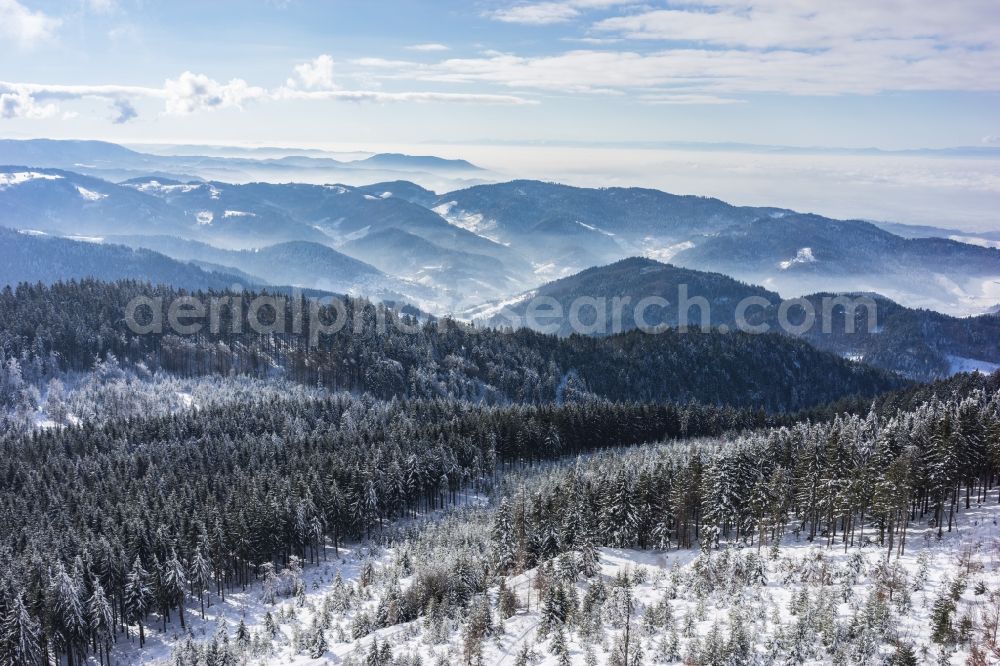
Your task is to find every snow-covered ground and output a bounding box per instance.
[778,247,817,271]
[109,487,1000,665]
[432,201,503,243]
[5,366,331,433]
[0,170,63,188]
[76,185,108,201]
[643,240,694,264]
[948,355,1000,376]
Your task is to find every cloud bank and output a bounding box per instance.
[470,0,1000,99]
[4,0,998,124]
[0,55,535,123]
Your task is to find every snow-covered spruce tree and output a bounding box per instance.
[579,538,600,578]
[931,583,958,645]
[189,544,213,619]
[260,562,279,605]
[461,595,493,665]
[497,578,517,620]
[606,569,637,666]
[163,550,189,630]
[306,617,328,658]
[512,641,532,666]
[539,582,567,637]
[0,593,43,666]
[86,578,115,666]
[123,557,152,648]
[550,625,571,666]
[235,618,251,651]
[50,562,87,666]
[602,469,640,548]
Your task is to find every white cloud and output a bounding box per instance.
[0,0,60,48]
[87,0,116,13]
[0,81,162,101]
[2,76,269,119]
[563,36,622,45]
[275,88,536,105]
[0,89,58,119]
[0,56,537,124]
[0,81,161,121]
[492,2,578,24]
[367,36,1000,97]
[581,1,1000,95]
[490,0,630,25]
[406,43,450,52]
[287,54,337,90]
[352,57,418,69]
[163,72,267,114]
[595,1,999,50]
[111,99,137,124]
[639,93,745,105]
[407,0,992,98]
[983,135,1000,145]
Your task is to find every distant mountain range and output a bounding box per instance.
[461,139,1000,159]
[0,139,488,190]
[2,139,1000,382]
[103,234,426,299]
[873,220,1000,247]
[340,227,521,302]
[0,166,532,306]
[432,180,1000,315]
[353,153,482,172]
[470,257,1000,380]
[4,156,999,316]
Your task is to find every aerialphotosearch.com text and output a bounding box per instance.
[124,286,879,345]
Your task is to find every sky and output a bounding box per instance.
[1,0,999,150]
[0,0,999,230]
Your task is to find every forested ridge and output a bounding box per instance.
[0,280,901,411]
[492,389,1000,562]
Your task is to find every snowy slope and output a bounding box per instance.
[119,472,1000,666]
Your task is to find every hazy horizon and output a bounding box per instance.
[10,135,997,233]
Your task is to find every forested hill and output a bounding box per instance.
[0,226,249,291]
[473,257,1000,381]
[0,279,903,411]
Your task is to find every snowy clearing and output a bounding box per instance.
[76,185,108,201]
[0,171,62,187]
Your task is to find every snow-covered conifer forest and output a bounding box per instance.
[3,0,999,658]
[1,280,1000,665]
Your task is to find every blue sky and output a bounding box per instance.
[1,0,999,150]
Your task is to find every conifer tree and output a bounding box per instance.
[87,579,114,666]
[124,557,152,648]
[307,618,327,658]
[0,593,42,666]
[163,550,189,629]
